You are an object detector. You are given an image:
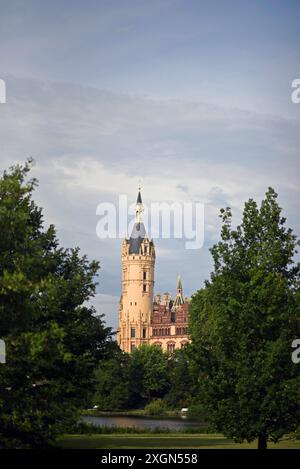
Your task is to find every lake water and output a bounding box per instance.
[82,415,202,431]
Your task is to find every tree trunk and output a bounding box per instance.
[258,432,267,449]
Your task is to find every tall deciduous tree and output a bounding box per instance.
[164,347,195,409]
[93,343,130,411]
[129,344,168,404]
[189,188,300,449]
[0,160,112,448]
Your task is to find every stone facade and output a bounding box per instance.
[150,299,189,352]
[117,189,190,353]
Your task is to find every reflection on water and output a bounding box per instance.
[82,415,202,430]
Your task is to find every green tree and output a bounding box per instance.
[164,347,195,409]
[93,343,130,410]
[189,188,300,449]
[129,344,168,404]
[0,160,112,448]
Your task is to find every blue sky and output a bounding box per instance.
[0,1,299,329]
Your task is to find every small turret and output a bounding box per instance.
[162,292,171,307]
[154,294,161,304]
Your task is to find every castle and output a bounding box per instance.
[117,189,190,353]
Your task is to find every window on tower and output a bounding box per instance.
[131,327,136,338]
[143,328,147,339]
[143,271,147,280]
[143,284,147,292]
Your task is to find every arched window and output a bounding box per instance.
[167,342,176,353]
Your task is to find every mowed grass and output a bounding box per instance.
[57,434,300,449]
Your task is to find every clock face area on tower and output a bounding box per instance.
[117,189,190,353]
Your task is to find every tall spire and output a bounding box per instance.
[135,185,144,223]
[128,186,146,254]
[137,185,142,204]
[172,274,184,310]
[177,274,183,293]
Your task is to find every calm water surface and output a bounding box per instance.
[82,415,202,430]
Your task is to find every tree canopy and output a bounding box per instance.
[92,343,196,411]
[93,343,130,411]
[128,344,169,404]
[189,188,300,449]
[0,160,113,448]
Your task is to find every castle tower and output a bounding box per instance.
[117,188,155,353]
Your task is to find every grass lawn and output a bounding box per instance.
[57,434,300,449]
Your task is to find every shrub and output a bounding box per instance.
[144,399,167,416]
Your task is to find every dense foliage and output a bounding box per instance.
[189,188,300,448]
[93,343,130,411]
[92,344,196,412]
[0,161,113,448]
[128,344,169,404]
